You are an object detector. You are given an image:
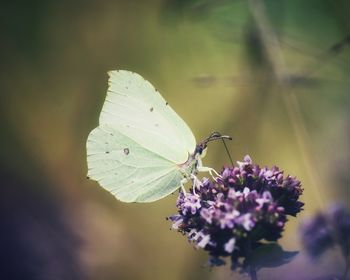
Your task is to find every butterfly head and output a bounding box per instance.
[179,132,232,176]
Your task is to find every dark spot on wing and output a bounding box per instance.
[124,148,130,155]
[110,133,113,136]
[166,102,168,106]
[86,176,90,179]
[105,151,110,154]
[150,107,154,112]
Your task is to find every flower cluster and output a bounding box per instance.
[300,203,350,258]
[168,155,303,270]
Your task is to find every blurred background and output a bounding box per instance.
[1,0,349,279]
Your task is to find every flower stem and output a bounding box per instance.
[343,254,350,280]
[246,239,258,280]
[249,265,258,280]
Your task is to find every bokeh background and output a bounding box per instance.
[1,0,350,279]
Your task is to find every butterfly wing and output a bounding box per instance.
[87,125,184,202]
[100,70,196,163]
[86,70,196,202]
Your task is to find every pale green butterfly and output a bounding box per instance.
[86,70,231,202]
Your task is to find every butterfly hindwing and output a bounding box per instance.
[87,125,184,202]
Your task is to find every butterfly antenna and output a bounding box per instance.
[199,132,233,161]
[221,138,234,166]
[206,132,233,165]
[204,131,232,145]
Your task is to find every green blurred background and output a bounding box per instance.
[1,0,349,279]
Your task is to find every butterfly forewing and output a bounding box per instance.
[100,70,196,163]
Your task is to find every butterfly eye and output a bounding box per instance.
[195,145,204,155]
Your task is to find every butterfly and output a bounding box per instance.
[86,70,231,202]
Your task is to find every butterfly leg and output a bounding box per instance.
[180,177,188,195]
[190,174,202,195]
[196,158,221,180]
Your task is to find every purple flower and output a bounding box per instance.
[329,204,350,253]
[235,213,255,231]
[300,213,334,258]
[179,193,201,215]
[224,238,236,253]
[300,203,350,258]
[168,155,304,271]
